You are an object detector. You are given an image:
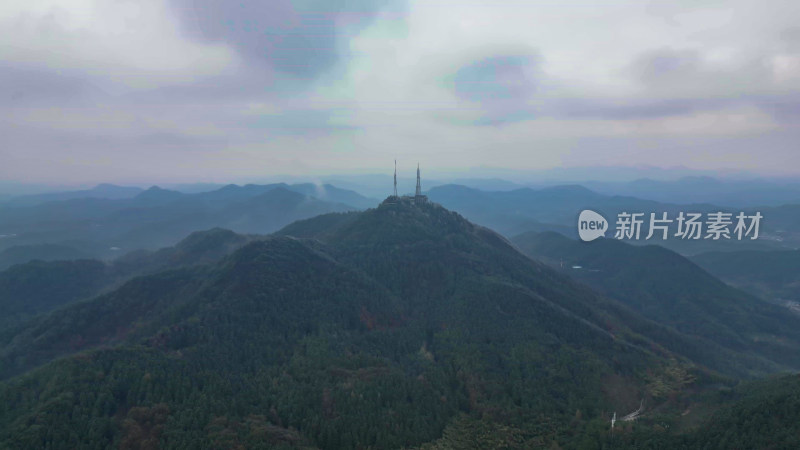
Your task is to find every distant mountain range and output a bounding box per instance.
[3,178,799,274]
[583,176,800,207]
[427,184,800,254]
[0,183,378,262]
[2,183,145,207]
[3,178,800,274]
[8,171,800,207]
[311,172,800,207]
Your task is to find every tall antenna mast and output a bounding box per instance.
[413,163,427,204]
[415,163,422,197]
[394,160,398,197]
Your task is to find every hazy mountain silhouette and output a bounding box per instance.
[0,183,373,260]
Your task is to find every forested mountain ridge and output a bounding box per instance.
[0,244,91,271]
[280,204,790,378]
[511,231,800,376]
[0,199,796,448]
[0,228,256,335]
[691,249,800,305]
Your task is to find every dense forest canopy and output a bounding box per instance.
[0,200,798,448]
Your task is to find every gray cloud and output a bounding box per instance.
[780,26,800,51]
[168,0,403,79]
[446,53,540,124]
[450,55,538,101]
[244,108,358,137]
[0,63,109,107]
[753,94,800,122]
[630,48,703,86]
[449,40,800,126]
[550,97,732,120]
[117,71,284,106]
[444,51,734,125]
[2,121,228,151]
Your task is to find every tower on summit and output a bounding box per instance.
[385,159,399,204]
[383,161,427,205]
[414,163,427,204]
[415,163,421,197]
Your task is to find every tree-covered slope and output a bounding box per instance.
[691,249,800,304]
[0,259,108,333]
[511,231,800,375]
[680,374,800,449]
[0,237,451,448]
[0,228,254,335]
[0,200,793,449]
[0,244,90,271]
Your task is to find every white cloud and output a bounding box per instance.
[334,0,800,101]
[0,0,238,88]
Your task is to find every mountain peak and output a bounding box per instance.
[137,185,180,196]
[175,228,249,254]
[370,196,477,233]
[133,186,185,205]
[300,197,520,263]
[535,184,599,196]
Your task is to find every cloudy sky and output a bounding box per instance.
[2,0,800,185]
